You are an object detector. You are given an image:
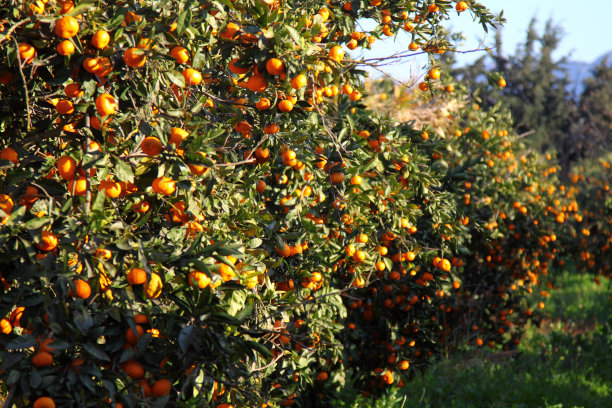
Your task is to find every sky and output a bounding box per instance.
[355,0,612,81]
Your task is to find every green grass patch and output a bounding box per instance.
[343,270,612,408]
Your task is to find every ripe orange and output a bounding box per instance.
[170,45,190,64]
[64,83,83,98]
[141,136,163,156]
[152,177,176,195]
[428,69,440,80]
[256,180,267,193]
[170,127,190,145]
[290,74,307,90]
[32,351,53,367]
[220,22,240,39]
[1,147,18,164]
[408,41,419,51]
[266,58,285,75]
[123,47,146,68]
[246,73,267,92]
[256,97,271,110]
[122,359,145,379]
[144,273,163,298]
[127,268,147,285]
[68,176,87,196]
[54,16,79,38]
[330,172,345,184]
[72,279,91,298]
[498,77,507,88]
[33,397,56,408]
[278,100,294,113]
[125,324,144,344]
[95,93,117,116]
[37,231,58,251]
[349,91,362,101]
[264,123,279,134]
[152,379,172,397]
[229,58,250,74]
[99,180,122,198]
[182,68,202,85]
[350,175,362,185]
[56,39,75,56]
[91,29,110,49]
[0,318,12,334]
[328,45,345,63]
[82,57,100,73]
[189,270,211,289]
[18,43,36,63]
[55,99,74,115]
[56,156,76,180]
[456,1,468,12]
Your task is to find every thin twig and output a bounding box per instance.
[0,18,30,45]
[12,37,32,130]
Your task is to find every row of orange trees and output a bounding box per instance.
[0,1,601,407]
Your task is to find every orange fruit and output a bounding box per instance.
[37,231,58,251]
[141,136,163,156]
[328,45,345,63]
[95,93,117,116]
[428,69,440,80]
[290,74,307,90]
[350,175,362,185]
[182,68,202,85]
[33,397,56,408]
[278,100,294,113]
[56,156,76,180]
[121,359,145,379]
[456,1,468,12]
[0,318,12,334]
[18,43,36,63]
[99,180,122,198]
[266,58,285,75]
[330,172,344,184]
[170,127,190,145]
[64,83,83,98]
[498,77,507,87]
[91,30,110,49]
[246,73,267,92]
[220,22,240,39]
[68,176,87,196]
[170,45,189,64]
[54,16,79,38]
[32,351,53,367]
[55,99,74,115]
[127,268,147,285]
[152,176,176,195]
[125,324,144,344]
[56,39,75,56]
[1,147,18,164]
[72,279,91,298]
[82,57,100,73]
[152,379,172,397]
[256,97,271,110]
[229,58,250,74]
[189,270,211,289]
[144,273,163,298]
[256,180,267,193]
[123,47,146,68]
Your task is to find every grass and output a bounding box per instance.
[344,269,612,408]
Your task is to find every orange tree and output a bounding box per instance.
[0,0,513,407]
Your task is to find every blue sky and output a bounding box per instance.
[355,0,612,81]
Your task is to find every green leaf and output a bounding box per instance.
[82,342,110,361]
[113,157,134,183]
[166,70,186,88]
[24,216,51,230]
[176,6,192,37]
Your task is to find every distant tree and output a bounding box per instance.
[578,59,612,155]
[452,18,584,173]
